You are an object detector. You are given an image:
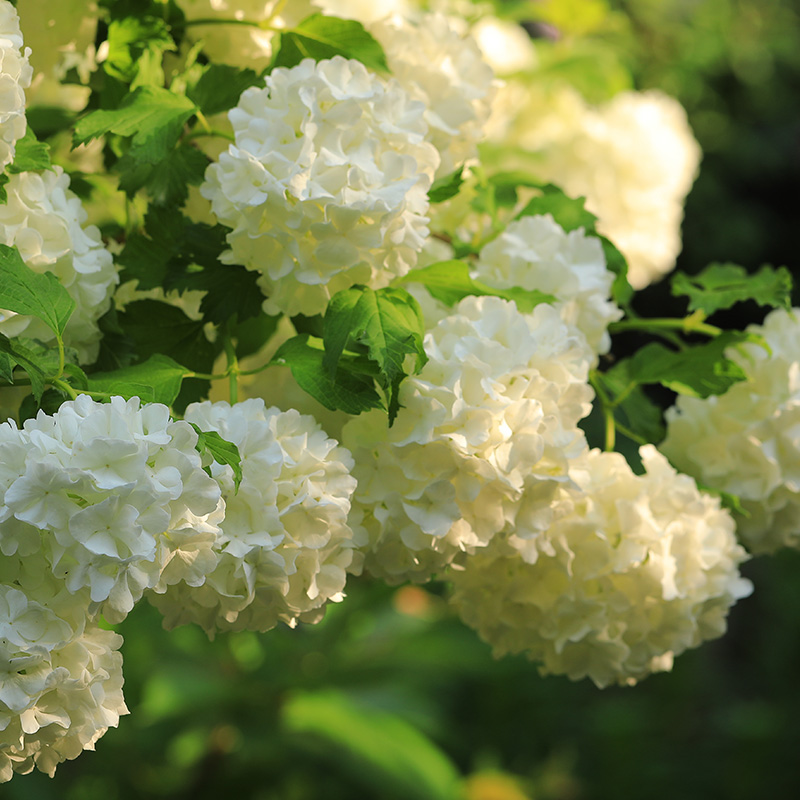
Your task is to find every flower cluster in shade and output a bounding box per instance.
[369,12,496,178]
[662,308,800,554]
[486,85,701,290]
[449,446,752,688]
[0,167,119,364]
[202,56,439,317]
[0,558,126,782]
[149,399,360,636]
[0,0,32,170]
[0,396,227,780]
[342,295,594,585]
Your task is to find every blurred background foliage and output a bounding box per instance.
[6,0,800,797]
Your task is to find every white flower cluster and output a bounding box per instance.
[0,557,126,782]
[202,56,439,318]
[474,214,622,357]
[449,446,752,688]
[662,308,800,554]
[342,295,593,584]
[526,89,701,289]
[150,399,359,635]
[0,395,224,623]
[0,0,31,170]
[0,395,228,780]
[0,167,119,364]
[369,12,496,177]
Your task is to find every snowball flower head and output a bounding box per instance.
[491,87,700,289]
[342,295,594,585]
[369,12,496,177]
[662,308,800,554]
[0,395,224,623]
[0,167,119,363]
[449,446,752,688]
[175,0,315,70]
[474,214,622,357]
[0,0,32,169]
[202,56,439,317]
[151,399,359,635]
[0,575,126,782]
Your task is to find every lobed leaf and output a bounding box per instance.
[671,262,793,316]
[189,424,243,492]
[74,86,197,165]
[400,260,557,312]
[8,128,52,174]
[274,335,383,416]
[87,354,193,406]
[0,244,75,338]
[273,15,389,73]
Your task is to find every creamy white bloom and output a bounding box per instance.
[175,0,314,70]
[470,16,536,76]
[474,214,622,356]
[151,399,359,635]
[528,89,701,289]
[0,0,32,170]
[0,168,119,364]
[313,0,412,23]
[202,56,439,317]
[369,12,496,177]
[342,295,593,584]
[486,86,701,289]
[0,619,127,781]
[662,308,800,554]
[449,446,752,688]
[17,0,98,112]
[0,396,224,623]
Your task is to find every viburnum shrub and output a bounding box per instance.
[0,0,795,783]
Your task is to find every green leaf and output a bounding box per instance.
[8,128,52,174]
[429,167,464,203]
[625,333,753,398]
[487,170,546,208]
[600,237,634,307]
[189,424,243,492]
[0,244,75,337]
[671,262,793,316]
[118,142,208,205]
[283,691,461,800]
[400,260,557,312]
[0,351,13,383]
[516,184,598,232]
[594,361,666,445]
[103,15,174,84]
[187,64,262,116]
[87,354,193,406]
[323,286,427,423]
[0,334,51,400]
[273,14,389,73]
[74,86,197,165]
[274,335,383,416]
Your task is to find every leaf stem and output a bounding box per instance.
[51,378,78,400]
[186,128,236,143]
[181,17,265,29]
[609,315,722,338]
